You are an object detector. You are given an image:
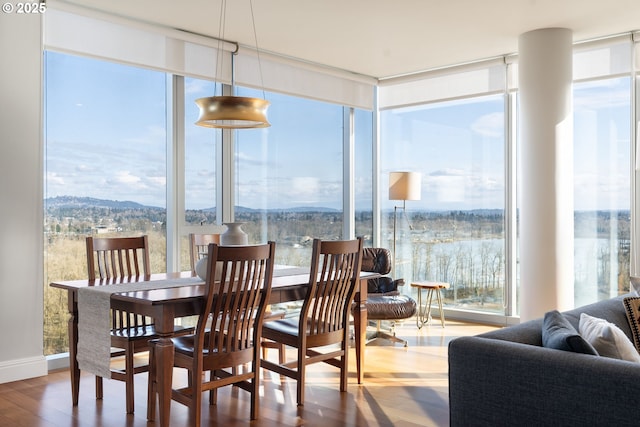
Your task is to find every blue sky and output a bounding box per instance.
[45,51,632,212]
[381,96,506,211]
[45,52,167,207]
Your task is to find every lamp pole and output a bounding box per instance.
[392,199,406,277]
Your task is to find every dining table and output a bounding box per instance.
[50,267,377,426]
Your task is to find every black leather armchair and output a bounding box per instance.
[362,247,405,295]
[359,248,417,346]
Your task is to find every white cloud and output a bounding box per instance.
[46,171,65,185]
[430,168,465,177]
[185,79,210,95]
[471,112,504,138]
[114,171,142,185]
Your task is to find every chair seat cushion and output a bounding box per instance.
[172,332,222,356]
[262,318,336,338]
[362,295,417,320]
[263,318,300,338]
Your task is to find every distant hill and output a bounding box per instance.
[46,196,341,213]
[234,206,340,213]
[45,196,161,210]
[269,206,340,213]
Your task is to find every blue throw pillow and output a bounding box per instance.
[542,310,598,355]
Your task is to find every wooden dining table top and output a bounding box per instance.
[50,268,377,302]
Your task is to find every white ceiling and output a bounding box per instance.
[57,0,640,79]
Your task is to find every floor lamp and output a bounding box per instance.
[389,171,422,276]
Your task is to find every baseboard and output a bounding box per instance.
[443,308,520,327]
[0,355,48,384]
[47,352,70,372]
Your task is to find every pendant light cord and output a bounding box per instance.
[216,0,228,96]
[249,0,267,100]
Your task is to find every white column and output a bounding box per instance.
[519,28,574,321]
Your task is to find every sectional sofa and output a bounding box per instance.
[448,294,640,426]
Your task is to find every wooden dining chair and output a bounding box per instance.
[188,232,220,275]
[189,232,285,364]
[260,237,364,406]
[85,235,192,414]
[147,242,276,425]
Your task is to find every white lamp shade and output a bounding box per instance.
[389,171,422,201]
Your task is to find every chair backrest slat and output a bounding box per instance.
[87,235,150,281]
[86,235,151,331]
[301,237,363,337]
[189,233,220,274]
[194,242,275,365]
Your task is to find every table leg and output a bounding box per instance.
[67,292,80,406]
[436,287,445,327]
[354,278,367,384]
[416,288,424,329]
[155,337,175,427]
[426,288,435,325]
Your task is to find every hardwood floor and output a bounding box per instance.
[0,320,497,427]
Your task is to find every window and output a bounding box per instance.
[43,52,168,355]
[380,95,506,313]
[355,109,374,243]
[235,87,346,266]
[179,77,220,271]
[573,77,631,306]
[184,77,218,226]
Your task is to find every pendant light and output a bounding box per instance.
[195,95,270,129]
[195,0,270,129]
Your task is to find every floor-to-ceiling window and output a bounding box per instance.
[380,95,506,313]
[573,76,631,306]
[42,42,374,358]
[43,51,168,355]
[42,5,377,362]
[570,37,633,306]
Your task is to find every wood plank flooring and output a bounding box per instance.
[0,320,497,427]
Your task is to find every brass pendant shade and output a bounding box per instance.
[195,95,271,129]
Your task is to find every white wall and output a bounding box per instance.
[0,12,48,382]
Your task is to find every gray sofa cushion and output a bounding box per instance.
[477,294,633,345]
[542,309,598,354]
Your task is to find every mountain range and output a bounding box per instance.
[44,196,341,213]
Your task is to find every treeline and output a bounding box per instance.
[45,198,631,243]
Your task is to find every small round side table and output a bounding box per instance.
[410,281,450,328]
